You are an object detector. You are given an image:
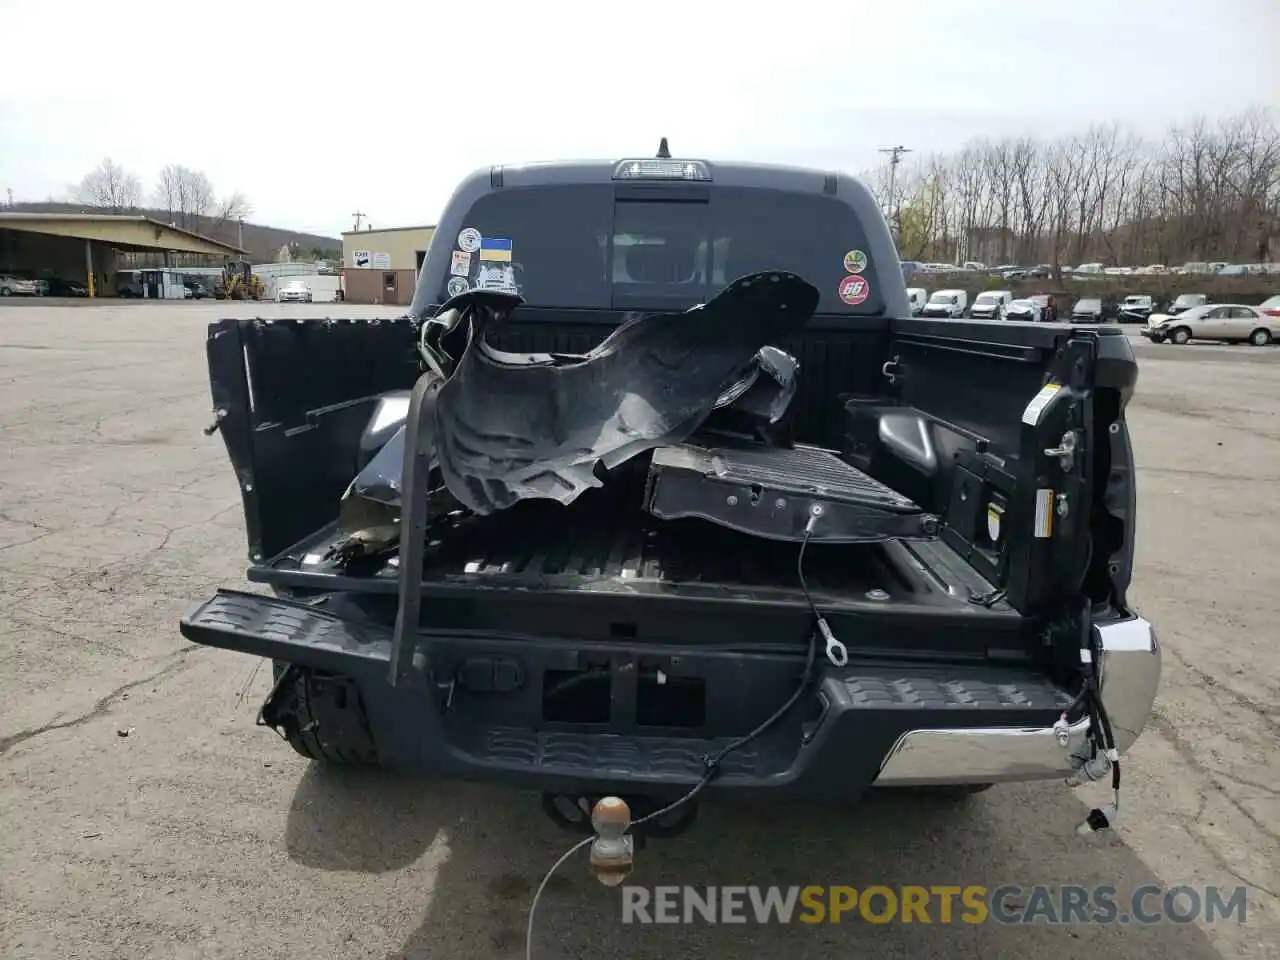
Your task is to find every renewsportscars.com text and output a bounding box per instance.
[620,884,1249,925]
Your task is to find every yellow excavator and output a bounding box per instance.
[220,259,264,300]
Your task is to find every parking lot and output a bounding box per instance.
[0,302,1277,960]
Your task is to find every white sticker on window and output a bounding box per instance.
[450,250,471,277]
[473,263,518,295]
[457,227,481,253]
[1021,383,1062,426]
[1034,488,1054,538]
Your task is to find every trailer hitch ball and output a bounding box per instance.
[589,796,634,887]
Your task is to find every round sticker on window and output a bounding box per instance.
[843,249,868,274]
[446,276,470,298]
[838,275,870,305]
[457,227,481,253]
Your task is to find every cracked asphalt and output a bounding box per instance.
[0,301,1277,960]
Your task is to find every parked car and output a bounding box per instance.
[1258,295,1280,318]
[116,274,145,298]
[905,287,928,316]
[920,289,967,318]
[1117,295,1155,324]
[969,290,1013,320]
[184,278,212,299]
[1143,304,1276,346]
[1071,297,1104,323]
[277,280,314,303]
[1168,293,1207,315]
[0,274,39,296]
[44,277,88,297]
[1004,298,1043,322]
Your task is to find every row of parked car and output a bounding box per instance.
[0,273,88,297]
[907,288,1280,344]
[909,288,1056,320]
[904,261,1280,280]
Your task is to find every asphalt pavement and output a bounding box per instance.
[0,302,1276,960]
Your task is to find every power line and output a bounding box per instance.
[878,145,912,226]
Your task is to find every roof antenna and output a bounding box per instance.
[656,137,671,159]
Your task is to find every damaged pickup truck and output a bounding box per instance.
[181,149,1160,837]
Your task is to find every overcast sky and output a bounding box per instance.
[1,0,1275,238]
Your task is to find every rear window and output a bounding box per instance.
[436,184,885,315]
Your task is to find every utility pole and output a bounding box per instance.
[878,145,912,229]
[237,216,244,251]
[351,210,367,232]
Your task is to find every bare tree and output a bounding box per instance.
[74,158,142,213]
[205,191,254,242]
[153,164,217,231]
[867,104,1278,269]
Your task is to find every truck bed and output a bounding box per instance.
[252,459,1023,659]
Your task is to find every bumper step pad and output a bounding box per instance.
[180,589,1083,794]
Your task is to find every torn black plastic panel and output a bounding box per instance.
[434,273,817,515]
[348,272,819,521]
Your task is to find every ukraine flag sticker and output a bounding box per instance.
[478,237,513,262]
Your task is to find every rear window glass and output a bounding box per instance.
[437,184,884,315]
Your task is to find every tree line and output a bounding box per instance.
[863,106,1279,269]
[72,158,252,240]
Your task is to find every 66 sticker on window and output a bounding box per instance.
[838,275,870,305]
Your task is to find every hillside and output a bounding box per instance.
[5,201,341,263]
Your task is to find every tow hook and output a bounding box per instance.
[589,797,635,887]
[540,792,699,844]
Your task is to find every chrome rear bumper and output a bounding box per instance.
[875,615,1160,786]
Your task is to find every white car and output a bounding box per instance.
[920,289,968,318]
[969,290,1013,320]
[905,287,928,316]
[277,280,313,303]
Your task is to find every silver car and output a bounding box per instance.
[1142,303,1276,346]
[277,280,313,303]
[1004,298,1043,322]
